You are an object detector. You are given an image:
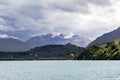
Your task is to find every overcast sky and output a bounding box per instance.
[0,0,120,41]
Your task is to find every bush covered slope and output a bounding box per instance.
[77,39,120,60]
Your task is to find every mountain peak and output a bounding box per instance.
[26,34,91,47]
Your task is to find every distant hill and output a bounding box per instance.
[77,39,120,60]
[0,43,84,60]
[26,34,91,48]
[88,27,120,46]
[27,43,84,60]
[0,38,31,52]
[1,38,120,60]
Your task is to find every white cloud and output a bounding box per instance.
[0,34,18,39]
[64,33,74,39]
[0,0,120,40]
[0,34,9,38]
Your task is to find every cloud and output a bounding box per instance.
[0,0,119,41]
[0,34,18,39]
[64,33,74,39]
[46,0,111,12]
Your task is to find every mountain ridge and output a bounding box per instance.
[26,34,91,48]
[88,27,120,46]
[0,38,31,52]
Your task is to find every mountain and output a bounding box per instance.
[88,27,120,46]
[76,39,120,60]
[26,34,91,48]
[71,35,91,47]
[27,43,84,60]
[0,38,31,52]
[0,43,84,60]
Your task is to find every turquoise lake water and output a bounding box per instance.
[0,61,120,80]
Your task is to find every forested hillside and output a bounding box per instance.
[77,39,120,60]
[0,43,84,60]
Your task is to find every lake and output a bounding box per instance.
[0,61,120,80]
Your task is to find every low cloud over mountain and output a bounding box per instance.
[26,34,91,47]
[0,0,119,40]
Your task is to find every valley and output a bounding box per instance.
[0,27,120,60]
